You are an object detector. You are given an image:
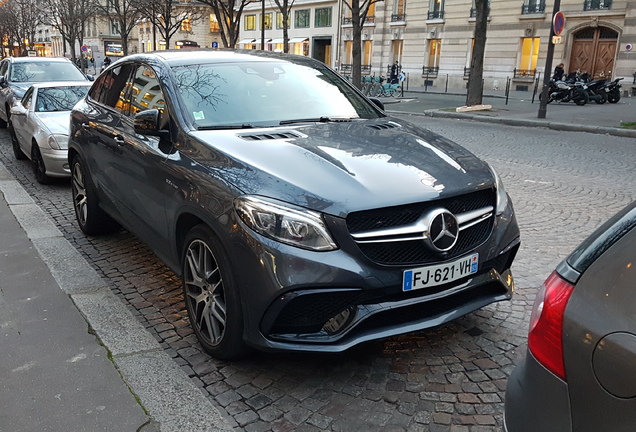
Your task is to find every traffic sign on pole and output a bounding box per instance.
[553,12,566,36]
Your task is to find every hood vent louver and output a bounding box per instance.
[367,121,402,131]
[239,131,305,141]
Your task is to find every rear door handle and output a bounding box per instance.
[114,135,125,145]
[81,123,91,130]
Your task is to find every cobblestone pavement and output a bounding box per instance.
[2,119,635,432]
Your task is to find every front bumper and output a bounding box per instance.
[229,199,520,352]
[40,147,70,178]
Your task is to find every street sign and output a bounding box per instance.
[552,36,563,45]
[81,45,88,52]
[212,42,219,49]
[553,11,566,36]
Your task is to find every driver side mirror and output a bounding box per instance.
[369,97,385,111]
[0,76,5,87]
[134,109,169,138]
[10,101,27,116]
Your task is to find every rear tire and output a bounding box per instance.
[573,89,589,106]
[70,153,120,235]
[182,225,250,360]
[594,92,607,104]
[9,123,26,160]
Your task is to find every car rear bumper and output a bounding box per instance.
[505,350,572,432]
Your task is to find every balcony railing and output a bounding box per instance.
[342,16,375,25]
[584,0,612,10]
[427,10,444,20]
[464,67,471,77]
[340,64,352,73]
[339,64,371,74]
[470,7,490,17]
[513,68,537,78]
[422,66,439,77]
[521,2,546,14]
[391,14,406,22]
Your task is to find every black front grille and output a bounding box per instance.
[346,189,495,233]
[357,218,493,265]
[346,189,496,265]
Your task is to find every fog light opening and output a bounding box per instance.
[322,308,353,334]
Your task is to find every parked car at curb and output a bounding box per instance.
[9,82,91,184]
[0,56,91,128]
[505,201,636,432]
[68,50,520,359]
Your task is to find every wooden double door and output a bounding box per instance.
[569,27,618,78]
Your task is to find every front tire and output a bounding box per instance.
[607,89,620,103]
[71,153,119,235]
[182,225,249,360]
[32,144,52,184]
[573,89,589,106]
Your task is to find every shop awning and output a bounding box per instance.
[238,38,256,44]
[290,37,309,43]
[271,38,284,44]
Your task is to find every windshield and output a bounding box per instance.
[36,86,90,112]
[10,61,86,83]
[172,60,381,128]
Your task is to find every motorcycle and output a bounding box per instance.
[583,78,608,104]
[540,79,589,105]
[605,77,623,103]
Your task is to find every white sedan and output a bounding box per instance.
[9,81,91,184]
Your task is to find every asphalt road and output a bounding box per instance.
[1,119,634,431]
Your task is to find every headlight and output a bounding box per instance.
[489,164,509,215]
[47,134,69,150]
[234,196,337,251]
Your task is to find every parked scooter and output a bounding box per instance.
[605,77,623,103]
[583,78,608,104]
[540,79,589,105]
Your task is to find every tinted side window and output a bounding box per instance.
[90,64,135,112]
[0,60,8,77]
[128,64,165,118]
[21,88,33,109]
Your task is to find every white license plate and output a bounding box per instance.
[403,253,479,291]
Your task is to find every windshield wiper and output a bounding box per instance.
[198,124,255,130]
[279,117,353,125]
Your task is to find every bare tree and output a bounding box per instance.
[141,0,206,50]
[49,0,96,63]
[466,0,488,106]
[197,0,252,49]
[342,0,382,89]
[94,0,146,56]
[271,0,295,53]
[0,0,45,56]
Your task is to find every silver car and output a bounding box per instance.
[9,82,91,183]
[505,200,636,431]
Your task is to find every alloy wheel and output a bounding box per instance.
[184,239,227,346]
[72,161,88,227]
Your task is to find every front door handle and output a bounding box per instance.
[81,123,91,130]
[114,135,125,145]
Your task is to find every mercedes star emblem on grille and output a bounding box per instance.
[425,209,459,252]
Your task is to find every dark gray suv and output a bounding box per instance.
[68,50,520,359]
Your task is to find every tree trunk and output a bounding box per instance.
[466,0,488,106]
[351,0,362,90]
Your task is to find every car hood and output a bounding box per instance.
[34,112,71,135]
[9,83,31,99]
[188,118,494,217]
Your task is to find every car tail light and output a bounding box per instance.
[527,271,575,381]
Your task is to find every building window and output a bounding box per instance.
[428,39,442,68]
[315,7,332,27]
[295,10,310,28]
[276,12,285,29]
[366,2,376,23]
[261,13,272,30]
[181,19,192,32]
[110,20,120,36]
[428,0,444,20]
[245,15,256,31]
[584,0,612,10]
[392,0,406,21]
[519,37,540,72]
[521,1,546,14]
[210,15,220,33]
[470,0,490,17]
[293,40,309,56]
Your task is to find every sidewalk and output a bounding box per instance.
[0,162,233,432]
[385,85,636,138]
